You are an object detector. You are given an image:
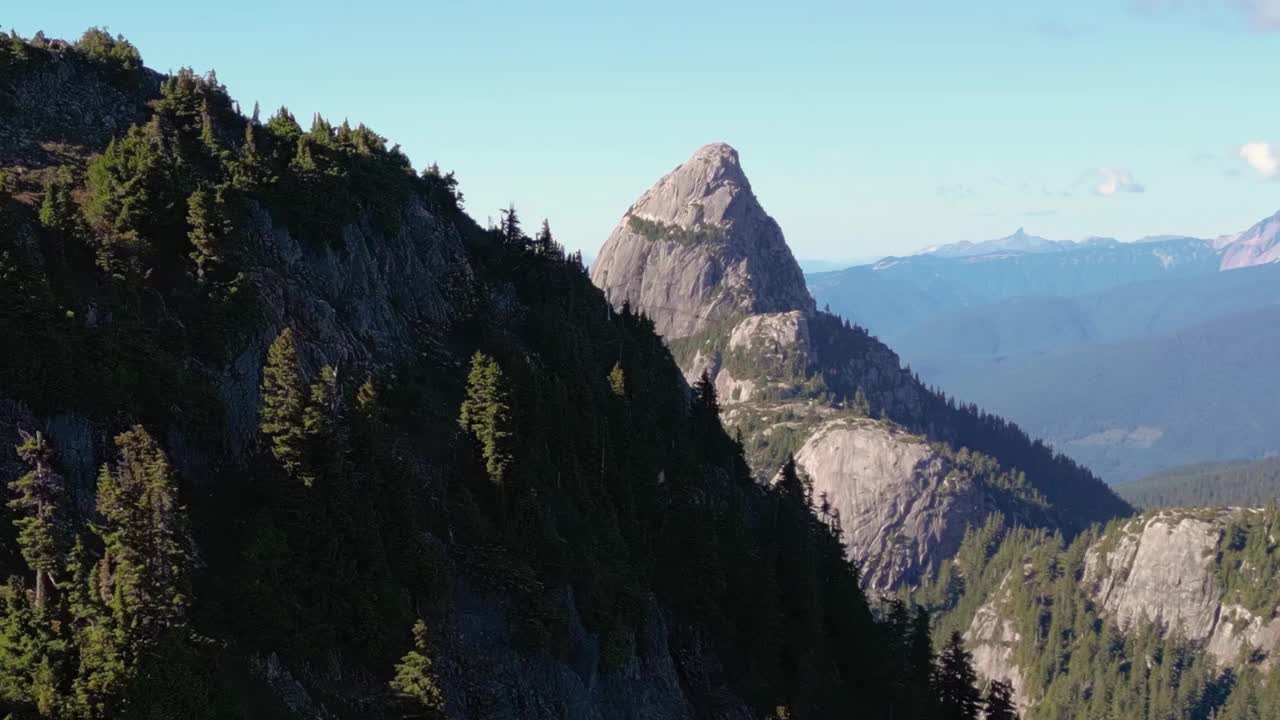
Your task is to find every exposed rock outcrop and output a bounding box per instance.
[964,570,1029,713]
[589,143,813,340]
[592,143,1128,593]
[794,419,987,591]
[1082,510,1280,667]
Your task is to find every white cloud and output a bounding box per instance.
[1239,141,1280,178]
[1093,168,1145,196]
[1237,0,1280,29]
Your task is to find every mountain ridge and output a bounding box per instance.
[592,142,1130,590]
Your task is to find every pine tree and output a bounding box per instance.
[535,219,555,255]
[94,426,193,633]
[458,352,514,484]
[608,361,626,398]
[984,678,1018,720]
[499,203,523,246]
[186,186,232,282]
[390,619,445,718]
[260,327,310,484]
[692,370,719,417]
[937,631,982,720]
[776,454,806,506]
[38,168,83,240]
[10,430,69,609]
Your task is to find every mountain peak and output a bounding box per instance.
[690,141,741,165]
[590,144,813,339]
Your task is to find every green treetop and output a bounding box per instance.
[260,327,309,484]
[458,352,514,485]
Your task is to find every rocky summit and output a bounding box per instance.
[593,143,1128,592]
[589,143,813,340]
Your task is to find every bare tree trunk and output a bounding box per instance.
[34,570,46,609]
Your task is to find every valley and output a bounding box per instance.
[0,23,1278,720]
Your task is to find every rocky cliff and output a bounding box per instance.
[793,419,984,592]
[593,143,1128,592]
[589,143,813,340]
[955,508,1280,713]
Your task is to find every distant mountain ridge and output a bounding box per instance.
[807,211,1280,484]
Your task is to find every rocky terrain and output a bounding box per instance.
[589,143,813,340]
[953,508,1280,713]
[591,143,1127,591]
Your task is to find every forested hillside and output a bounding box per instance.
[1120,457,1280,509]
[0,29,1011,720]
[915,510,1280,719]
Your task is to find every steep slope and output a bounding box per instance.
[588,142,813,340]
[919,509,1280,718]
[593,144,1129,591]
[0,32,946,720]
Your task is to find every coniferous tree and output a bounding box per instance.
[984,678,1018,720]
[74,426,195,717]
[93,425,193,633]
[38,169,83,240]
[459,352,514,485]
[692,370,719,417]
[535,219,555,255]
[777,454,806,506]
[937,631,982,720]
[608,361,626,398]
[499,203,523,246]
[390,619,445,718]
[10,430,69,609]
[260,327,309,484]
[186,186,232,282]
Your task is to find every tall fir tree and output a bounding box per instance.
[936,631,982,720]
[260,327,310,484]
[10,430,69,609]
[983,678,1018,720]
[499,203,523,247]
[458,352,514,485]
[93,425,193,634]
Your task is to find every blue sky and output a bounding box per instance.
[8,1,1280,259]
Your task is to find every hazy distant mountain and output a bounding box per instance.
[807,213,1280,483]
[808,234,1219,337]
[1216,209,1280,270]
[797,257,879,273]
[892,262,1280,366]
[922,303,1280,482]
[919,227,1089,257]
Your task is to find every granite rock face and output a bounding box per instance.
[794,419,987,591]
[964,570,1029,713]
[1081,510,1280,667]
[589,143,813,340]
